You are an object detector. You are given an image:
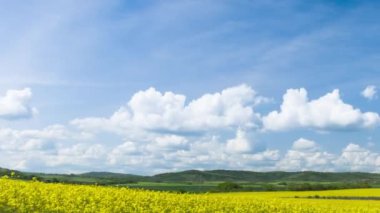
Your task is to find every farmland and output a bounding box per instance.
[1,168,378,193]
[1,178,380,212]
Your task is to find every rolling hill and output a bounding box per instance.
[1,167,380,184]
[151,170,380,182]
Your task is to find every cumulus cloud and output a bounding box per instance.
[2,123,380,174]
[277,138,335,171]
[1,85,380,174]
[361,85,377,100]
[51,144,107,166]
[108,141,140,165]
[276,138,380,172]
[292,138,318,151]
[150,135,188,151]
[0,124,89,152]
[225,129,252,153]
[72,84,262,134]
[336,143,380,171]
[0,85,271,174]
[0,124,104,172]
[263,88,380,131]
[0,88,37,120]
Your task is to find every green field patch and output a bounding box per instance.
[295,195,380,200]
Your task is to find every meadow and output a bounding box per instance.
[1,177,380,212]
[3,168,377,193]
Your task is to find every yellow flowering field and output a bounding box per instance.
[1,178,380,212]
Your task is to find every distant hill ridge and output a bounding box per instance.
[1,167,379,183]
[151,170,380,182]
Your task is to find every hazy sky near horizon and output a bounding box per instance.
[0,0,380,174]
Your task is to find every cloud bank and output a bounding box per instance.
[71,84,261,134]
[263,88,380,131]
[0,85,379,174]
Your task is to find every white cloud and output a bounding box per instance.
[0,124,90,152]
[277,149,336,171]
[0,124,105,172]
[1,85,380,174]
[292,138,317,151]
[225,129,252,153]
[0,88,37,120]
[276,138,380,173]
[336,143,380,171]
[108,141,140,165]
[277,138,335,171]
[151,135,188,151]
[2,122,380,174]
[0,85,270,174]
[361,85,377,100]
[263,88,380,131]
[92,132,279,174]
[72,84,262,134]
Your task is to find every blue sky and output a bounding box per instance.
[0,0,379,174]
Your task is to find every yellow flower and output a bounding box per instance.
[0,179,379,212]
